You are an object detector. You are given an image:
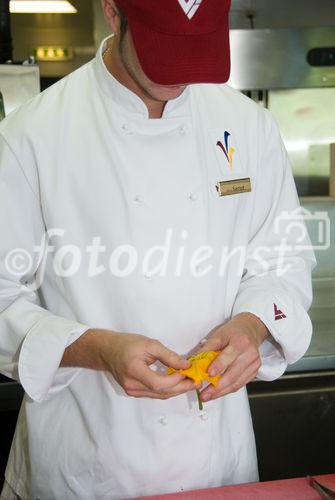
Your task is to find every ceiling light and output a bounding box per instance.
[10,1,77,14]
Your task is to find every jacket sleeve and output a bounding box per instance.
[0,133,90,402]
[231,109,316,381]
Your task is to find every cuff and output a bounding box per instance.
[18,315,90,402]
[232,288,313,381]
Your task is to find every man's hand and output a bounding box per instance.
[196,313,269,402]
[61,329,196,400]
[101,331,198,399]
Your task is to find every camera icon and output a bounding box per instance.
[274,207,330,251]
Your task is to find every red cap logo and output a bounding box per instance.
[178,0,203,20]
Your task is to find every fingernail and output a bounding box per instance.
[208,369,217,376]
[201,393,211,402]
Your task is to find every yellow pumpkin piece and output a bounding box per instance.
[168,351,221,387]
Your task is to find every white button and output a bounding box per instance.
[121,123,133,134]
[195,264,204,273]
[134,195,144,204]
[179,124,187,136]
[158,415,168,426]
[143,271,153,281]
[200,411,208,421]
[188,192,198,202]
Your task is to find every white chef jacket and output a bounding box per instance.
[0,36,315,500]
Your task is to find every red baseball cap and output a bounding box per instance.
[114,0,232,86]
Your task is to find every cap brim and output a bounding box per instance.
[127,16,231,86]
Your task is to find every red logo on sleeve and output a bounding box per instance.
[274,303,286,320]
[273,304,286,321]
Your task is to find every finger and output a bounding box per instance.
[151,341,191,370]
[201,359,260,402]
[232,361,260,389]
[126,390,182,400]
[207,344,238,377]
[128,377,198,395]
[134,362,186,392]
[125,388,169,399]
[217,357,253,393]
[216,360,260,398]
[122,377,168,394]
[206,345,260,398]
[129,378,200,399]
[161,378,201,397]
[201,355,248,400]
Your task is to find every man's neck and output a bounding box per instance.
[103,43,166,119]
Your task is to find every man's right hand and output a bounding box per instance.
[61,329,197,400]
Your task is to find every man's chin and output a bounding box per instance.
[150,85,187,102]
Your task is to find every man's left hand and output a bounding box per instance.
[197,313,270,402]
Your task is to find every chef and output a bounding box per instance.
[0,0,315,499]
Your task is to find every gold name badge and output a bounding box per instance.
[216,177,252,197]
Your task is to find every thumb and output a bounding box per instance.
[197,334,223,354]
[152,342,191,370]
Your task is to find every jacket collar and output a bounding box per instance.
[93,35,191,119]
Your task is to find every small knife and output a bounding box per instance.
[307,476,335,499]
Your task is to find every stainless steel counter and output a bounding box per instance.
[287,307,335,372]
[286,197,335,373]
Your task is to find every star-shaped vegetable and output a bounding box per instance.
[168,351,221,410]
